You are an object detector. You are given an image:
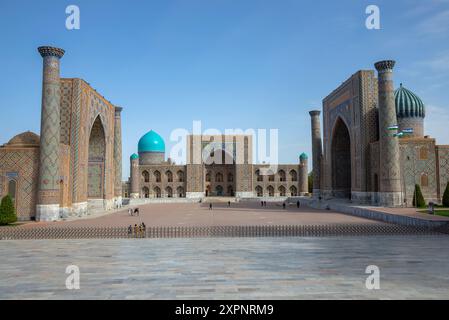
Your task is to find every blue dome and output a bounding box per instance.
[395,84,425,118]
[300,152,308,161]
[138,130,165,153]
[130,153,139,160]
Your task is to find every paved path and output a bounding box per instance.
[1,236,448,299]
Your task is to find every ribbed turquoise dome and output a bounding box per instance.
[130,153,139,160]
[138,130,165,153]
[300,152,308,161]
[395,84,425,118]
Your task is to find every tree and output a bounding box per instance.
[308,172,313,194]
[443,182,449,208]
[412,184,426,208]
[0,195,17,225]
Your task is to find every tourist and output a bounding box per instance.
[209,203,212,210]
[283,203,286,209]
[128,225,132,236]
[134,224,138,237]
[261,201,264,207]
[228,201,231,207]
[134,208,139,216]
[129,208,133,216]
[297,201,300,208]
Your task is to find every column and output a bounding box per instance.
[36,46,65,221]
[309,110,323,198]
[114,106,123,205]
[374,60,402,207]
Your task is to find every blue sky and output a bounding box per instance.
[0,0,448,179]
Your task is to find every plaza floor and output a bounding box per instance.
[1,236,449,299]
[22,202,383,228]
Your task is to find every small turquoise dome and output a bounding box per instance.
[130,153,139,160]
[138,130,165,153]
[395,84,425,118]
[300,152,308,161]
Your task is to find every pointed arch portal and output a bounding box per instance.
[331,118,351,198]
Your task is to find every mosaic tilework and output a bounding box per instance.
[0,148,39,220]
[437,146,449,198]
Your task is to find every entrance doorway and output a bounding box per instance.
[331,118,351,198]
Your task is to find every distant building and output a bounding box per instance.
[126,132,309,201]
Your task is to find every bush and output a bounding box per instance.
[0,195,17,225]
[308,172,313,193]
[443,182,449,208]
[412,184,426,208]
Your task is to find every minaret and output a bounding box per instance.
[309,110,323,198]
[36,46,65,221]
[374,60,402,207]
[113,106,123,205]
[299,153,309,196]
[130,154,140,199]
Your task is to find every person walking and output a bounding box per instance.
[261,201,264,207]
[128,225,132,237]
[283,203,286,210]
[228,201,231,207]
[129,208,133,216]
[297,201,300,208]
[134,224,138,238]
[209,203,213,210]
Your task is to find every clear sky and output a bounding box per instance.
[0,0,448,180]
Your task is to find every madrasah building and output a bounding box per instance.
[309,60,449,207]
[0,46,123,221]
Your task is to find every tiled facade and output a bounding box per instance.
[128,134,309,201]
[0,47,122,221]
[313,61,449,206]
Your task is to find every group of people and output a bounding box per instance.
[128,222,146,238]
[128,207,140,216]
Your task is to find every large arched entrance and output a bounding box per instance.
[88,116,106,200]
[331,118,351,198]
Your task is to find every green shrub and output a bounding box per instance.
[412,184,426,208]
[308,172,313,193]
[443,182,449,208]
[0,195,17,225]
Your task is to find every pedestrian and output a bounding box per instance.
[264,201,267,207]
[261,201,264,207]
[283,203,286,209]
[228,201,231,207]
[134,224,138,237]
[209,203,212,210]
[297,201,300,208]
[128,225,132,236]
[129,208,133,216]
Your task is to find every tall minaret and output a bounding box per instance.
[299,153,309,196]
[309,110,323,198]
[374,60,402,207]
[36,46,65,221]
[114,106,123,205]
[130,154,140,199]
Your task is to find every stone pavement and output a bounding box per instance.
[16,202,383,229]
[1,236,449,299]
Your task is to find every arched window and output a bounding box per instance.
[268,174,275,182]
[154,186,161,198]
[142,171,149,183]
[289,170,297,182]
[255,169,263,182]
[177,170,184,182]
[267,186,274,197]
[421,173,429,187]
[165,186,173,198]
[142,186,149,198]
[8,179,17,204]
[227,185,234,196]
[278,185,286,196]
[215,172,223,182]
[419,147,428,160]
[279,170,286,182]
[154,171,161,183]
[166,170,173,183]
[206,171,211,182]
[255,186,263,197]
[177,186,185,198]
[290,185,297,196]
[227,173,234,182]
